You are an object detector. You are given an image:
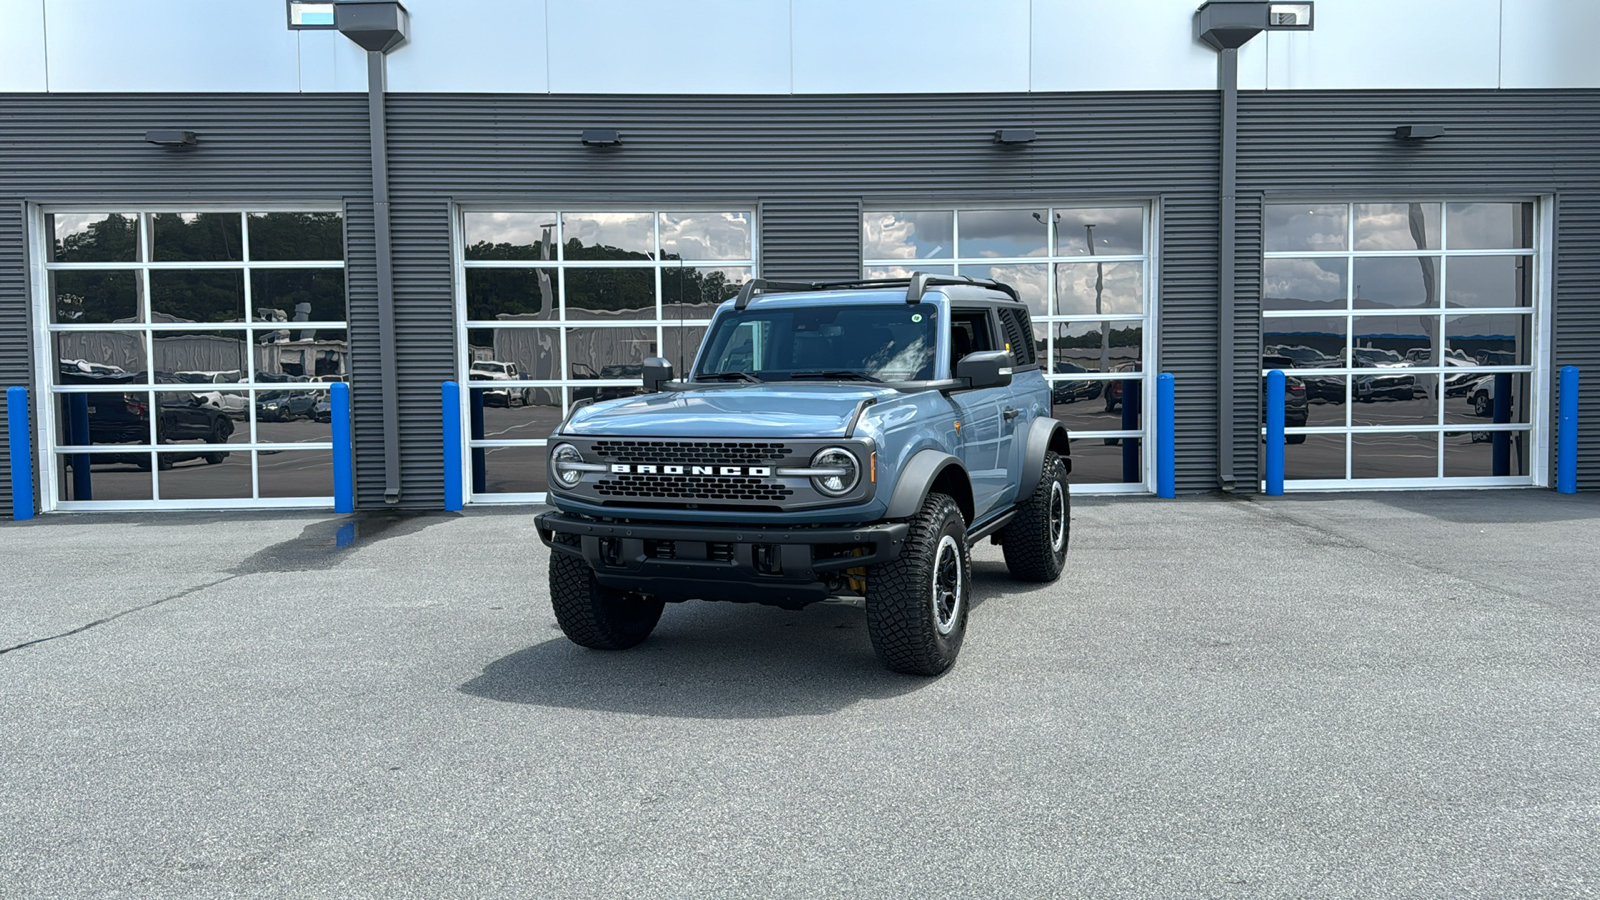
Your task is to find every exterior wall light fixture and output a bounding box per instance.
[287,1,336,29]
[581,130,623,147]
[144,130,198,147]
[993,129,1037,145]
[1394,125,1445,141]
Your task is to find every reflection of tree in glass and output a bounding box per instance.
[53,271,137,323]
[1057,326,1142,349]
[464,241,742,317]
[252,269,345,324]
[152,213,241,261]
[54,214,137,262]
[248,213,344,261]
[152,270,243,322]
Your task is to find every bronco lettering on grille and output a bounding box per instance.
[608,464,773,477]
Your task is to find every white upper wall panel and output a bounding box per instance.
[547,0,787,94]
[388,0,548,93]
[792,0,1031,94]
[44,0,301,92]
[1032,0,1244,92]
[0,0,48,91]
[298,28,371,92]
[1501,0,1600,89]
[1263,0,1501,90]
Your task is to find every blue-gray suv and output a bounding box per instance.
[536,274,1072,675]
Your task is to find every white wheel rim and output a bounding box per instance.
[932,534,963,635]
[1048,481,1067,554]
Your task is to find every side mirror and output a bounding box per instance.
[955,350,1013,390]
[642,357,674,394]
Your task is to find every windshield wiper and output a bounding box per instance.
[789,370,884,383]
[696,371,763,383]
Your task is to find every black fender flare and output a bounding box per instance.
[884,449,972,523]
[1020,417,1073,499]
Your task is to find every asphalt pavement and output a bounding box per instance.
[3,490,1599,898]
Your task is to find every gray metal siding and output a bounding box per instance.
[1237,89,1600,488]
[384,92,1224,499]
[0,93,371,507]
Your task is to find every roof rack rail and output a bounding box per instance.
[732,272,1020,310]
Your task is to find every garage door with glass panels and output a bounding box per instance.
[1262,201,1546,488]
[456,210,753,502]
[863,205,1155,492]
[37,210,347,509]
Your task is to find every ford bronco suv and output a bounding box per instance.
[535,274,1072,675]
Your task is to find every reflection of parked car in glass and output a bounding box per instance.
[1265,344,1343,401]
[255,373,317,421]
[1262,355,1308,443]
[1102,362,1141,412]
[1442,356,1481,397]
[1466,374,1514,418]
[174,369,248,418]
[60,370,234,470]
[1049,363,1103,405]
[468,359,531,407]
[311,395,332,423]
[571,363,645,404]
[1352,348,1416,401]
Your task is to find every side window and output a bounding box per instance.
[950,308,997,369]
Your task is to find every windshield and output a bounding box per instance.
[695,302,939,382]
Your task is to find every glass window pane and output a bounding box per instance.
[1049,321,1141,374]
[57,389,154,446]
[1443,429,1529,477]
[251,268,346,325]
[566,327,657,380]
[1446,202,1533,250]
[56,331,148,384]
[151,213,242,262]
[662,266,747,318]
[1054,261,1142,316]
[1264,204,1348,253]
[1445,313,1530,367]
[57,453,154,500]
[1353,315,1432,369]
[153,390,239,448]
[466,267,557,322]
[257,329,348,380]
[257,449,333,498]
[1353,256,1438,309]
[561,212,655,260]
[248,212,344,261]
[1298,373,1347,408]
[968,263,1046,319]
[864,264,953,279]
[469,387,564,441]
[153,330,245,385]
[51,269,142,324]
[155,448,250,498]
[1049,379,1121,430]
[562,268,656,320]
[1263,316,1346,367]
[463,212,558,261]
[1354,202,1440,251]
[659,212,752,261]
[662,325,708,372]
[1352,374,1436,426]
[467,328,560,382]
[1263,258,1346,311]
[256,390,331,443]
[957,209,1047,259]
[863,211,953,260]
[151,269,245,322]
[1352,432,1438,479]
[1051,207,1143,257]
[1445,256,1532,308]
[474,442,549,495]
[49,213,140,263]
[1285,433,1346,480]
[1446,372,1530,426]
[1063,438,1143,485]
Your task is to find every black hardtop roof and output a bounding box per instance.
[733,272,1021,310]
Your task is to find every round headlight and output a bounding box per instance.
[810,447,859,496]
[551,443,585,488]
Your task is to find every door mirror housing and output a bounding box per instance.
[955,350,1014,390]
[642,357,675,394]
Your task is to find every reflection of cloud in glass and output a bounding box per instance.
[1264,204,1347,252]
[970,264,1046,317]
[864,264,954,279]
[52,213,133,241]
[463,212,558,248]
[1446,202,1532,250]
[561,213,654,256]
[1263,258,1344,309]
[864,211,953,259]
[1353,257,1435,308]
[1354,203,1439,251]
[958,210,1047,260]
[1052,207,1142,256]
[659,212,752,261]
[1446,256,1525,309]
[1054,262,1142,316]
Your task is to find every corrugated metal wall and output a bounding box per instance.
[383,92,1225,504]
[0,201,30,503]
[1237,89,1600,489]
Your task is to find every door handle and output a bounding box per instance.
[1003,407,1021,421]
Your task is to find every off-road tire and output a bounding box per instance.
[865,492,969,676]
[549,552,664,650]
[999,451,1070,582]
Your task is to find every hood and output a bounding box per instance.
[563,384,892,438]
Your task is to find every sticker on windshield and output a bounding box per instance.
[911,314,923,323]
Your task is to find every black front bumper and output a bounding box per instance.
[535,512,909,607]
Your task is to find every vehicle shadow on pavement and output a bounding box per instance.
[458,601,934,718]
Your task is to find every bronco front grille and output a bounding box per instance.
[594,473,795,503]
[591,440,791,466]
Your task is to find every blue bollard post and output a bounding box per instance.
[1558,366,1579,494]
[68,393,92,501]
[330,382,353,513]
[1492,371,1512,477]
[7,386,35,520]
[442,381,463,511]
[1121,378,1141,483]
[1265,369,1285,496]
[1157,373,1175,498]
[470,386,487,495]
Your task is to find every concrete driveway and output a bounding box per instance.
[3,491,1598,898]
